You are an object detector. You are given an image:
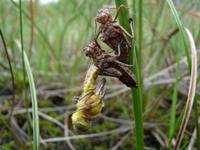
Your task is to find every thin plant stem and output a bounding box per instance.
[0,29,16,120]
[115,0,144,149]
[19,0,32,140]
[194,96,200,149]
[169,41,181,141]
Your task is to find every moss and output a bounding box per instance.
[94,146,107,150]
[47,111,58,118]
[2,130,10,140]
[1,144,11,150]
[40,120,62,138]
[73,138,93,150]
[89,119,116,133]
[38,100,54,107]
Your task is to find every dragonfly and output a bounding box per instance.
[95,5,134,64]
[84,41,137,88]
[69,65,106,132]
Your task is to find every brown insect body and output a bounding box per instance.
[96,8,131,64]
[100,23,130,64]
[95,55,137,88]
[84,42,137,87]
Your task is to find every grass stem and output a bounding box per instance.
[115,0,144,149]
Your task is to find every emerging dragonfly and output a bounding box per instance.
[84,41,137,88]
[95,5,134,64]
[69,65,106,132]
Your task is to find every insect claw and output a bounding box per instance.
[114,60,134,68]
[101,78,106,85]
[73,96,80,101]
[74,92,94,102]
[110,4,129,10]
[97,78,106,96]
[114,4,129,21]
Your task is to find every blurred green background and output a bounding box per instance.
[0,0,200,149]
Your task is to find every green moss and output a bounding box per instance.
[2,130,10,139]
[94,146,107,150]
[40,120,62,137]
[1,144,11,150]
[38,100,54,107]
[47,111,58,118]
[73,138,93,150]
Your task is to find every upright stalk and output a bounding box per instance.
[0,29,16,119]
[115,0,144,149]
[19,0,32,140]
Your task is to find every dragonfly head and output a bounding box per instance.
[96,8,112,24]
[84,42,102,59]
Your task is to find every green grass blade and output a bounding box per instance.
[23,50,40,150]
[115,0,144,149]
[17,43,40,150]
[166,0,191,145]
[169,46,181,140]
[166,0,191,70]
[19,0,32,140]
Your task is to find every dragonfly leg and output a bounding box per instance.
[73,96,81,101]
[97,78,106,98]
[115,60,134,67]
[114,4,129,21]
[101,68,122,77]
[115,44,134,67]
[73,92,94,101]
[129,18,134,38]
[115,43,121,57]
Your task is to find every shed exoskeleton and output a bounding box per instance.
[95,5,134,64]
[84,41,137,88]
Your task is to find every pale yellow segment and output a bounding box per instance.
[71,64,104,131]
[76,94,104,119]
[82,65,101,96]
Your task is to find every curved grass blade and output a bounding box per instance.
[166,0,192,145]
[24,51,40,150]
[166,0,191,69]
[174,28,197,150]
[16,41,40,150]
